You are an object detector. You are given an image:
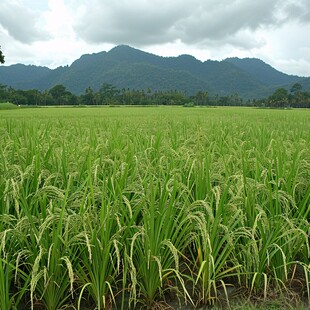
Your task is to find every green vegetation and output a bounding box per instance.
[1,82,310,108]
[0,107,309,309]
[1,45,309,99]
[0,46,4,64]
[1,46,310,107]
[0,102,18,110]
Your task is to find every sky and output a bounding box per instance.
[1,0,310,76]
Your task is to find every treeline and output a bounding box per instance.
[0,82,310,108]
[248,83,310,108]
[0,83,242,106]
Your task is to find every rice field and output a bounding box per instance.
[0,106,309,309]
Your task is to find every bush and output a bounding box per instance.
[0,102,18,110]
[183,102,195,107]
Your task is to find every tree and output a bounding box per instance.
[49,84,67,101]
[290,83,303,107]
[0,46,4,64]
[99,83,120,104]
[24,89,42,105]
[290,83,302,94]
[268,88,289,108]
[10,90,28,105]
[49,84,76,105]
[80,87,95,105]
[0,84,8,100]
[194,91,209,105]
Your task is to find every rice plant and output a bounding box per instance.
[127,176,196,308]
[0,106,309,309]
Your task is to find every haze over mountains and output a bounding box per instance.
[0,45,309,99]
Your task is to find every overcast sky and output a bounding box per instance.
[1,0,310,76]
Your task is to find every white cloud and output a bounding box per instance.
[73,0,309,48]
[1,0,310,76]
[0,1,48,43]
[73,0,190,45]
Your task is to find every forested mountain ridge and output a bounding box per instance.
[0,45,307,99]
[224,57,301,86]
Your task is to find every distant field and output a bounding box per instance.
[0,106,309,309]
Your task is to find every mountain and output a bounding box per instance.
[224,57,300,87]
[0,45,307,99]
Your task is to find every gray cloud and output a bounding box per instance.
[289,0,310,23]
[1,0,309,76]
[74,0,310,49]
[0,2,48,43]
[174,0,279,45]
[74,0,189,45]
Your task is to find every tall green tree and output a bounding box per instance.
[49,84,67,101]
[290,83,302,107]
[80,87,95,105]
[99,83,120,104]
[0,46,4,64]
[49,84,76,105]
[0,84,7,100]
[290,83,302,94]
[268,88,289,108]
[194,91,209,105]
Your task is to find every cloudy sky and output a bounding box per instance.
[1,0,310,76]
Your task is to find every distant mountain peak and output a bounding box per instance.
[109,44,135,52]
[225,57,275,68]
[108,44,149,56]
[106,44,160,64]
[226,56,262,61]
[225,57,299,86]
[177,54,200,62]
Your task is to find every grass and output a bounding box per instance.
[0,106,309,309]
[0,102,18,110]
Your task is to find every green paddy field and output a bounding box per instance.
[0,106,309,309]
